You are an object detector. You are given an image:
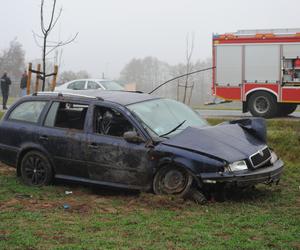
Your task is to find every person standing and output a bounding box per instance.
[20,71,28,97]
[1,72,11,110]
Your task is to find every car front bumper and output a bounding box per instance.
[199,158,284,187]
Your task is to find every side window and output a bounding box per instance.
[87,81,100,89]
[44,102,60,127]
[94,106,135,137]
[9,101,47,123]
[67,81,86,90]
[44,102,89,130]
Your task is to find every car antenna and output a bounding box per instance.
[148,66,215,94]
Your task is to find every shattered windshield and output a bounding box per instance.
[128,98,207,137]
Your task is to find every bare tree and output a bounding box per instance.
[0,39,25,79]
[59,70,90,83]
[182,32,195,104]
[33,0,78,91]
[119,57,172,94]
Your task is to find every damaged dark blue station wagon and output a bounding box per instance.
[0,91,284,202]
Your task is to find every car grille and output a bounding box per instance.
[249,147,271,168]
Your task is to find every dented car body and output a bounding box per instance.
[0,91,284,201]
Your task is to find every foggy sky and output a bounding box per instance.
[1,0,300,78]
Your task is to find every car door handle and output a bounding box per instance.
[39,135,49,141]
[88,143,99,149]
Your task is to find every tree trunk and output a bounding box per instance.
[42,34,47,91]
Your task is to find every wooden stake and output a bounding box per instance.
[35,64,41,93]
[51,65,58,91]
[26,63,32,95]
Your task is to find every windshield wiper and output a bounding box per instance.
[160,120,186,138]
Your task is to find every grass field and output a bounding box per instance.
[0,97,17,107]
[194,102,300,111]
[0,117,299,249]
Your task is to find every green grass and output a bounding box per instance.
[0,97,17,106]
[0,119,299,249]
[194,102,300,112]
[7,97,16,105]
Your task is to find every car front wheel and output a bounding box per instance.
[20,151,53,186]
[153,165,193,197]
[153,166,207,204]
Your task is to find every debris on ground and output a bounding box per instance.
[63,204,71,209]
[15,194,33,199]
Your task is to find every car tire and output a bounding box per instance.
[20,151,53,187]
[153,165,193,197]
[278,104,297,116]
[248,92,278,118]
[185,188,207,204]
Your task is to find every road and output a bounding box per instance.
[197,109,300,119]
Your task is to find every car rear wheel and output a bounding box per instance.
[20,151,53,186]
[248,92,278,118]
[153,165,193,197]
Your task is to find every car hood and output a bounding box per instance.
[161,124,266,163]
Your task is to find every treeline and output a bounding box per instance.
[0,39,26,96]
[119,56,212,106]
[0,39,25,82]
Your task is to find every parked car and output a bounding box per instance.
[55,79,124,92]
[0,90,284,203]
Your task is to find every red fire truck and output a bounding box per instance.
[212,29,300,117]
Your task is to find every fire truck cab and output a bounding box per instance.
[212,28,300,118]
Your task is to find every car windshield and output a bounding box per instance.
[127,98,208,137]
[99,81,124,90]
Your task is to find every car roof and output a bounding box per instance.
[66,78,116,82]
[32,90,160,106]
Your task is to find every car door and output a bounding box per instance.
[39,100,90,178]
[85,104,153,189]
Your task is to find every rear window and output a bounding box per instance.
[67,81,86,90]
[9,101,47,123]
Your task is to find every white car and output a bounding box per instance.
[55,79,124,92]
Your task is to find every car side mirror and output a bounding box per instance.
[123,131,145,143]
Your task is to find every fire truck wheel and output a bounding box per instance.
[279,104,298,116]
[248,92,278,118]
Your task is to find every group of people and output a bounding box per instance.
[0,71,28,110]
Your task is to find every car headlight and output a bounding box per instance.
[225,160,248,172]
[270,151,278,164]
